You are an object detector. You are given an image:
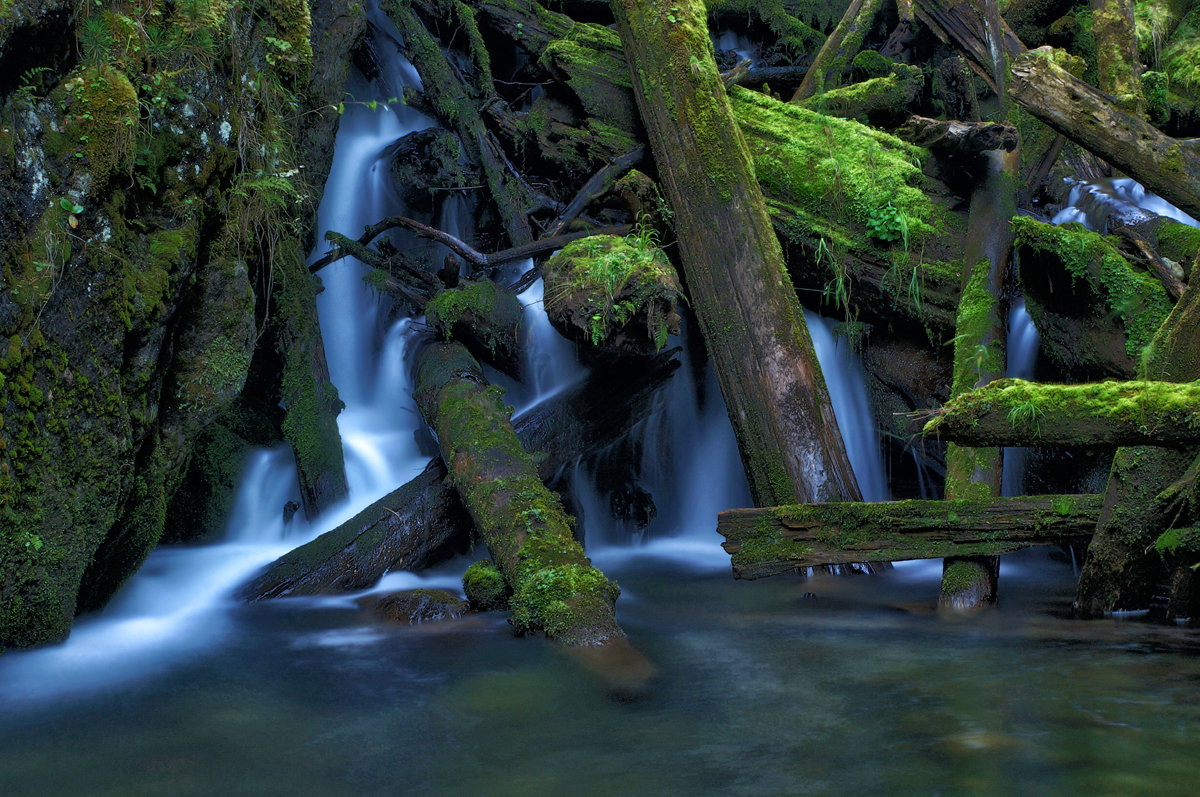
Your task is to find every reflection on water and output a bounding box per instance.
[3,549,1199,795]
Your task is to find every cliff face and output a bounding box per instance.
[0,0,363,650]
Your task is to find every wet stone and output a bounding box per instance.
[360,589,470,625]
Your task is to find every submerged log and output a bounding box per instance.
[413,342,631,649]
[1008,48,1200,222]
[719,495,1104,579]
[610,0,862,505]
[925,378,1200,447]
[240,459,470,600]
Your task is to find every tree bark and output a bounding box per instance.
[1008,48,1200,222]
[719,495,1104,579]
[609,0,861,506]
[791,0,888,102]
[894,117,1018,156]
[911,0,1025,94]
[925,378,1200,447]
[1089,0,1142,113]
[1076,273,1200,616]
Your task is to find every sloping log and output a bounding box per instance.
[719,495,1105,579]
[544,145,646,237]
[791,0,888,102]
[797,67,925,126]
[425,281,524,379]
[1008,48,1200,222]
[414,342,632,650]
[911,0,1024,93]
[386,0,534,245]
[1077,273,1200,616]
[240,459,470,600]
[925,378,1200,447]
[608,0,861,506]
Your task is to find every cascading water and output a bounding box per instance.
[1052,177,1200,231]
[1001,299,1040,497]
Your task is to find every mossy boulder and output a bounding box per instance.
[542,234,681,357]
[462,559,510,611]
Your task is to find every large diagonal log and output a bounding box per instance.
[1008,49,1200,222]
[719,495,1104,579]
[608,0,860,505]
[911,0,1024,93]
[925,378,1200,447]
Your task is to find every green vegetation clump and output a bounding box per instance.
[463,560,510,611]
[1162,8,1200,95]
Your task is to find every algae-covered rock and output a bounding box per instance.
[462,559,510,611]
[362,589,470,624]
[542,233,681,357]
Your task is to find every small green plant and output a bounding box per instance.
[1007,400,1044,437]
[818,236,854,318]
[867,202,909,246]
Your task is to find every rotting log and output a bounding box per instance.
[911,0,1024,94]
[797,66,925,126]
[1008,48,1200,222]
[1076,272,1200,616]
[1089,0,1142,112]
[413,342,634,649]
[925,378,1200,447]
[610,0,865,505]
[425,281,524,379]
[719,495,1104,579]
[240,459,470,600]
[791,0,888,102]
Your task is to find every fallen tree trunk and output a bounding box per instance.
[925,378,1200,447]
[719,495,1104,579]
[240,459,470,600]
[912,0,1024,94]
[1008,48,1200,222]
[413,341,631,649]
[894,117,1018,156]
[609,0,862,505]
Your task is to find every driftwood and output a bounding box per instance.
[719,495,1105,579]
[925,379,1200,447]
[611,0,861,506]
[1008,49,1200,222]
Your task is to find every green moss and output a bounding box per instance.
[462,559,510,611]
[940,559,986,595]
[1154,220,1200,277]
[59,65,138,188]
[1013,216,1172,362]
[850,49,893,81]
[1162,8,1200,96]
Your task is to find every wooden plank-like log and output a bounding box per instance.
[719,495,1104,579]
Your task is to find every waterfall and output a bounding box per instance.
[1051,177,1200,232]
[804,310,890,502]
[1001,300,1040,496]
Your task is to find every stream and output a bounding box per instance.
[3,10,1200,794]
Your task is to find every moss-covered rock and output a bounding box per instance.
[362,588,470,624]
[542,233,681,357]
[462,559,510,611]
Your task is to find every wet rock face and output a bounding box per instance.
[0,0,363,649]
[361,589,470,624]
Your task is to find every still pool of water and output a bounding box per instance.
[3,548,1198,796]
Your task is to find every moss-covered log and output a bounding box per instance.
[791,0,888,102]
[609,0,860,505]
[541,234,681,357]
[1014,216,1173,380]
[1076,272,1200,616]
[797,65,925,126]
[1089,0,1143,113]
[894,117,1019,157]
[925,378,1200,447]
[719,495,1105,579]
[240,459,470,600]
[413,342,629,648]
[1009,48,1200,222]
[939,146,1018,609]
[426,281,524,378]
